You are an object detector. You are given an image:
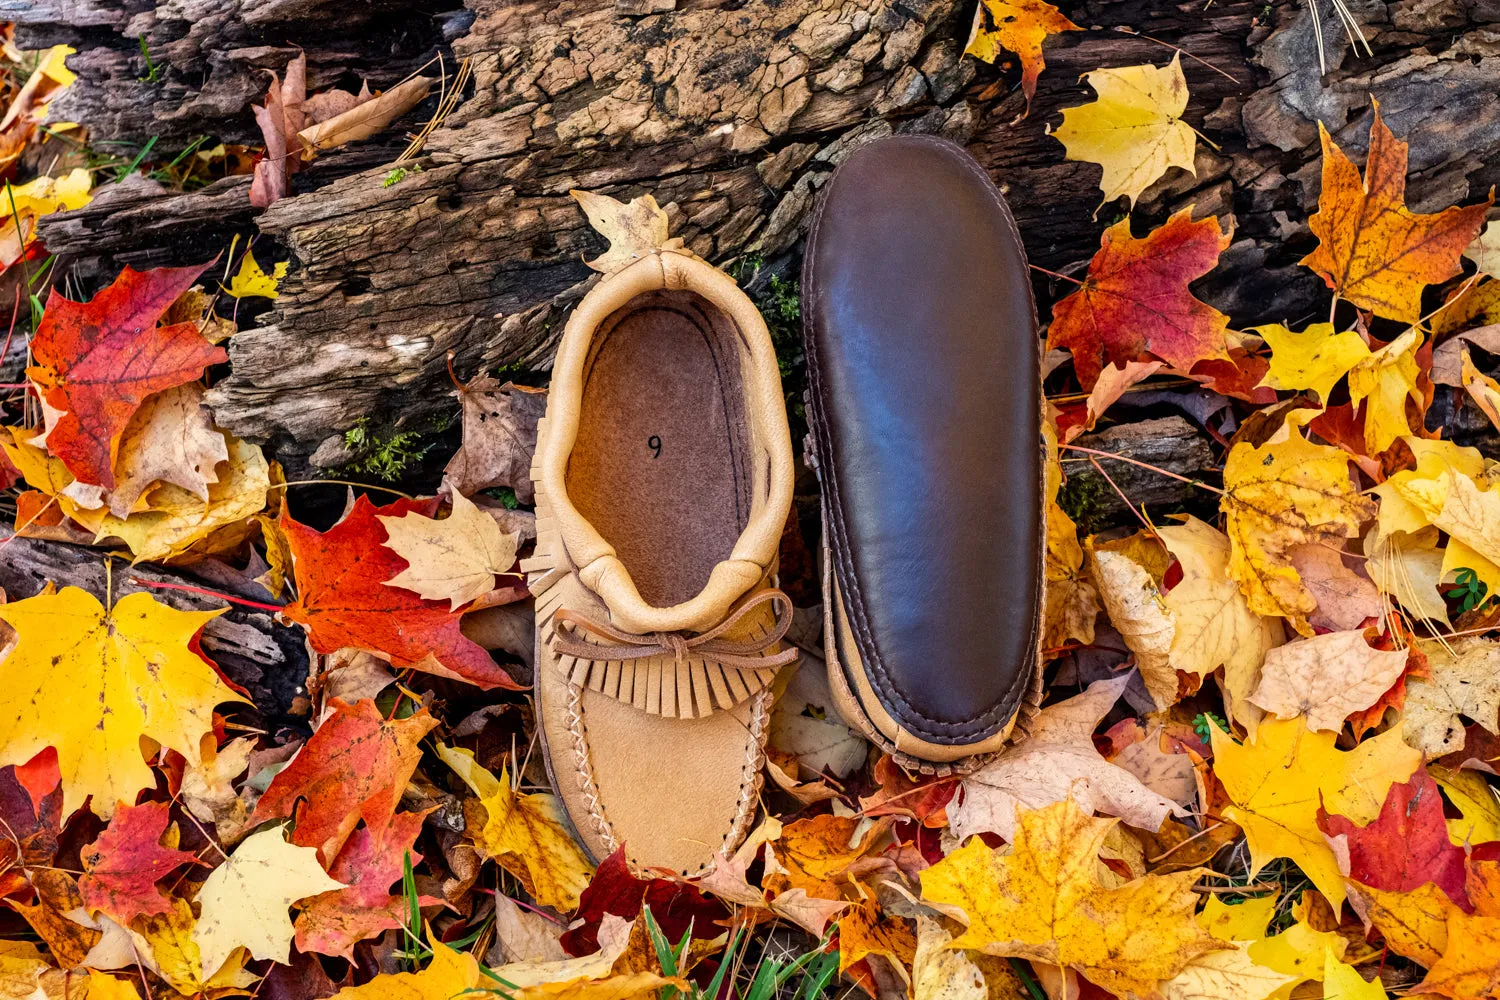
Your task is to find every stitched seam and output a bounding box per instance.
[805,135,1044,739]
[566,680,620,854]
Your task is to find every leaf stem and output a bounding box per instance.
[127,577,284,612]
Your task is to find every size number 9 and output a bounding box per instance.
[648,435,662,459]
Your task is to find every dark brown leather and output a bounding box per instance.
[802,135,1043,748]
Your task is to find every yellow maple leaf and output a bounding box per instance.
[1401,638,1500,759]
[1087,539,1177,709]
[1210,717,1420,912]
[1431,765,1500,847]
[1159,942,1294,1000]
[1043,423,1099,648]
[330,936,481,1000]
[963,0,1080,110]
[1198,896,1348,1000]
[1369,438,1484,542]
[1394,467,1500,597]
[1323,950,1385,1000]
[92,434,270,563]
[912,916,986,1000]
[1461,348,1500,433]
[223,249,289,299]
[104,382,229,519]
[1158,517,1285,734]
[1254,322,1370,405]
[1220,410,1377,635]
[1050,55,1196,209]
[0,941,51,999]
[128,896,258,995]
[86,971,143,1000]
[1300,104,1490,323]
[1249,629,1409,733]
[192,826,345,975]
[1417,912,1500,1000]
[0,587,246,819]
[1366,527,1450,627]
[920,798,1224,998]
[1347,327,1424,453]
[1467,220,1500,279]
[379,484,521,609]
[438,744,594,911]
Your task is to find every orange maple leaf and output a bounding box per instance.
[1047,208,1232,389]
[1300,104,1491,323]
[964,0,1080,111]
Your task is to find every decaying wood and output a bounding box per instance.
[14,0,1500,479]
[0,529,311,719]
[1065,416,1217,519]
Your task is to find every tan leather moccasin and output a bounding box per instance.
[523,247,796,877]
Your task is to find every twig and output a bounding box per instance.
[1060,444,1225,494]
[1088,455,1162,540]
[1112,26,1240,83]
[1029,263,1084,286]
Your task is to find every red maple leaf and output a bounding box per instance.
[294,809,434,961]
[27,263,226,488]
[78,800,199,925]
[1186,348,1277,404]
[1047,209,1232,389]
[858,754,957,828]
[0,751,61,903]
[1317,770,1470,910]
[252,698,438,863]
[279,496,520,690]
[560,848,727,957]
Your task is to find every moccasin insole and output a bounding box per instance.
[567,291,751,608]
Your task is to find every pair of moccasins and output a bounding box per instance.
[523,136,1044,877]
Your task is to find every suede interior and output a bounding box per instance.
[566,290,753,609]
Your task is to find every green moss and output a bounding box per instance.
[336,417,434,482]
[1057,471,1109,536]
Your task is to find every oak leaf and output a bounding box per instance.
[1220,410,1377,635]
[1300,105,1490,323]
[947,675,1183,843]
[1249,629,1408,733]
[78,800,198,925]
[192,826,344,976]
[1051,55,1197,209]
[0,587,245,819]
[27,263,226,488]
[380,485,520,609]
[438,745,593,912]
[963,0,1079,110]
[102,383,228,518]
[1317,770,1468,908]
[921,798,1223,998]
[570,190,683,273]
[1402,638,1500,760]
[293,810,433,960]
[279,495,519,689]
[1046,208,1231,389]
[252,698,437,863]
[1210,717,1421,911]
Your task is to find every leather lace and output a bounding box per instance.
[548,588,800,671]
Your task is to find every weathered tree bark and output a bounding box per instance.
[15,0,1500,478]
[0,529,311,720]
